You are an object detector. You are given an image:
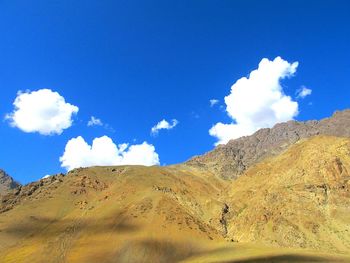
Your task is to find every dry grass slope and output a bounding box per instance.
[225,136,350,253]
[0,166,228,262]
[1,136,350,262]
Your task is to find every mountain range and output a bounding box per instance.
[186,109,350,179]
[1,110,350,262]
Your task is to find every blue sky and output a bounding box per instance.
[1,0,350,184]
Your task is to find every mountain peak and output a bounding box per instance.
[0,169,20,195]
[186,109,350,179]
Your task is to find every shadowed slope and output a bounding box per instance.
[0,166,227,262]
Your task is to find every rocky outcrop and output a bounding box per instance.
[220,203,229,237]
[0,174,64,213]
[0,169,20,195]
[187,109,350,179]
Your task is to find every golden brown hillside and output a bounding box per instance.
[0,165,229,262]
[1,136,350,262]
[225,136,350,253]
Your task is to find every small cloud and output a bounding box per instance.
[42,174,51,179]
[6,89,78,135]
[87,116,103,127]
[151,119,178,136]
[103,123,115,133]
[87,116,115,132]
[209,99,219,107]
[59,136,160,171]
[296,86,312,99]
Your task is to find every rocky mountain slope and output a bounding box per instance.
[0,169,20,196]
[1,136,350,262]
[187,109,350,179]
[2,111,350,262]
[0,166,229,262]
[225,136,350,253]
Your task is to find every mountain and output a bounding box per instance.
[2,136,350,262]
[2,111,350,262]
[225,136,350,253]
[186,109,350,179]
[0,169,20,196]
[0,166,229,262]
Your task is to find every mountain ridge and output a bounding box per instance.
[186,109,350,179]
[2,111,350,262]
[2,136,350,262]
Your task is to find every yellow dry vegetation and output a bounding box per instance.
[1,136,350,262]
[226,136,350,253]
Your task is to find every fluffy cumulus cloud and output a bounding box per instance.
[6,89,78,135]
[151,119,178,135]
[59,136,159,171]
[87,116,103,126]
[296,86,312,99]
[210,57,299,145]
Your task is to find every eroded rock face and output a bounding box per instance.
[187,109,350,179]
[224,136,350,252]
[0,170,20,196]
[0,174,64,213]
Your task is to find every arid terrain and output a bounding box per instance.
[2,111,350,262]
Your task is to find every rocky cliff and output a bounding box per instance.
[0,169,20,195]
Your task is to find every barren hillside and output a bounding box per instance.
[2,136,350,262]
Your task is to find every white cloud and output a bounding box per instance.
[296,86,312,99]
[209,99,219,107]
[6,89,78,135]
[87,116,103,126]
[59,136,160,171]
[87,116,115,132]
[42,175,51,179]
[210,57,299,145]
[151,119,178,135]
